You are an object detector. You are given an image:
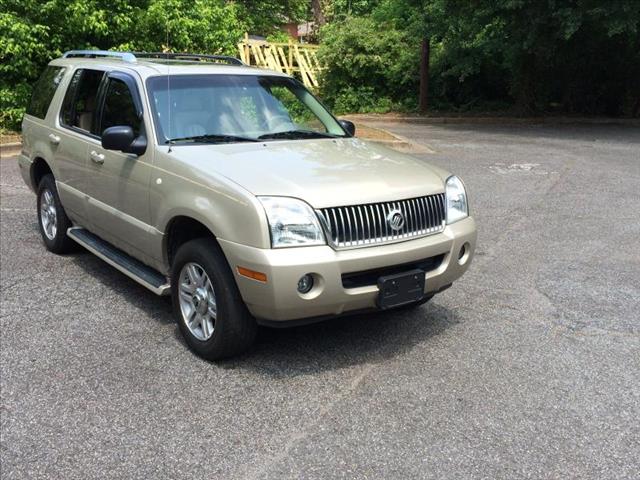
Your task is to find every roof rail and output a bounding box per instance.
[62,50,136,63]
[61,50,245,66]
[133,52,244,65]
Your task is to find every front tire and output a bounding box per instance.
[171,238,257,360]
[36,174,75,254]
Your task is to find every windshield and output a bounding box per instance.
[146,74,347,144]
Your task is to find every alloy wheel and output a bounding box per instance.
[178,262,217,341]
[40,189,57,240]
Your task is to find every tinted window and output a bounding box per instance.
[26,66,66,119]
[100,78,141,136]
[60,69,104,133]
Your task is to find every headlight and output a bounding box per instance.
[445,175,469,224]
[258,196,325,248]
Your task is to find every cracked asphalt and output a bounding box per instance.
[1,122,639,479]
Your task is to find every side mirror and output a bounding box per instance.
[339,119,356,137]
[102,126,147,155]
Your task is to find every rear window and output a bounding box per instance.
[26,66,66,119]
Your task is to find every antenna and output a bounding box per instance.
[166,22,173,153]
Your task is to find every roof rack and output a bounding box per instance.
[61,50,244,66]
[62,50,137,62]
[133,52,244,65]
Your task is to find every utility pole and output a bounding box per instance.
[419,37,430,114]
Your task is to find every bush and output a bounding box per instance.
[331,87,392,114]
[317,16,419,113]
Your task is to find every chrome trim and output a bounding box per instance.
[317,193,446,250]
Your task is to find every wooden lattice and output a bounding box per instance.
[238,34,324,89]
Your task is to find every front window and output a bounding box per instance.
[100,78,141,137]
[146,74,346,144]
[60,69,105,134]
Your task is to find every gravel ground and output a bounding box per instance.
[1,123,639,479]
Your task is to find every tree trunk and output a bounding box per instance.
[311,0,326,27]
[419,37,430,114]
[514,54,536,115]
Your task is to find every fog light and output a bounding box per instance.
[297,274,314,293]
[458,242,471,265]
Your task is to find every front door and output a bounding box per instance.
[84,71,155,263]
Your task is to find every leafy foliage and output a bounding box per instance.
[320,0,640,116]
[0,0,307,131]
[1,0,146,130]
[0,11,50,128]
[318,15,419,113]
[2,0,639,130]
[235,0,309,37]
[127,0,244,55]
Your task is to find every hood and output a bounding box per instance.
[166,138,449,208]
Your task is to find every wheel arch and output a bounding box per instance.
[164,215,221,267]
[31,157,54,190]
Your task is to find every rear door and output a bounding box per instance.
[84,71,154,262]
[20,65,67,190]
[54,68,106,222]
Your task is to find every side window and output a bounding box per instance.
[60,69,104,133]
[100,78,141,136]
[26,66,66,119]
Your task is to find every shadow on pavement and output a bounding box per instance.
[69,248,458,374]
[224,302,458,376]
[69,249,175,325]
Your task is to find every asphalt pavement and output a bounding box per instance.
[1,122,639,479]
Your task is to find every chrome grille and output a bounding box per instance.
[318,194,446,249]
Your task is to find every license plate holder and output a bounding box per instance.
[377,269,425,309]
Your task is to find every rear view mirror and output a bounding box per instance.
[339,119,356,137]
[102,126,147,155]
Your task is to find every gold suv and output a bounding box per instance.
[19,51,477,359]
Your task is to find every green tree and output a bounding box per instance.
[0,0,262,130]
[128,0,245,54]
[318,15,419,113]
[236,0,309,36]
[0,0,146,130]
[320,0,640,115]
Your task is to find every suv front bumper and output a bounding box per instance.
[219,216,476,323]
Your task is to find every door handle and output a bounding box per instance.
[90,150,105,165]
[48,133,61,145]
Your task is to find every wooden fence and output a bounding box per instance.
[237,34,324,89]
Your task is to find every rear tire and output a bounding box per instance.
[171,237,257,360]
[36,174,75,254]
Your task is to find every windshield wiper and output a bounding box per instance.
[257,130,336,140]
[166,134,258,144]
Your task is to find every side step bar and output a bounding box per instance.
[67,227,171,295]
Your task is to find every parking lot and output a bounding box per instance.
[1,122,639,479]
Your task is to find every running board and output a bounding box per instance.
[67,227,170,295]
